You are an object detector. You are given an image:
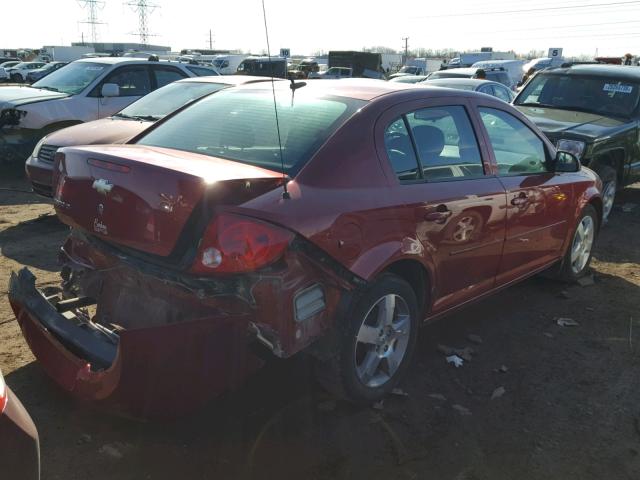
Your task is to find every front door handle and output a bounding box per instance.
[511,194,528,206]
[425,205,452,223]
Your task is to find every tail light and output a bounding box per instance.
[191,213,294,274]
[0,370,7,414]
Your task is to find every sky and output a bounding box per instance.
[2,0,640,58]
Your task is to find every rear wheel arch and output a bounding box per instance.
[381,259,431,319]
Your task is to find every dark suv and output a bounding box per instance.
[514,64,640,221]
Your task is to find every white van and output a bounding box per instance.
[212,55,249,75]
[471,59,525,87]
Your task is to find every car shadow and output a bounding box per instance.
[0,214,66,271]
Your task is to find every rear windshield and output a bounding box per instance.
[515,73,640,117]
[137,88,366,175]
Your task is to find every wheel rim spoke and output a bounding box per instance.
[386,352,401,376]
[393,315,410,336]
[377,294,396,326]
[358,350,382,383]
[357,325,381,345]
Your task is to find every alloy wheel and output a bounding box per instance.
[354,294,411,388]
[570,215,595,274]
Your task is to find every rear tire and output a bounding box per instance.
[597,165,617,223]
[315,273,419,404]
[554,205,598,282]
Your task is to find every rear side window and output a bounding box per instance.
[479,107,548,175]
[152,66,187,88]
[384,106,484,182]
[137,88,366,176]
[384,119,420,181]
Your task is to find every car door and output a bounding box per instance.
[475,104,574,284]
[377,99,507,314]
[87,65,153,120]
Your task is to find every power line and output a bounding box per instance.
[461,19,640,35]
[419,0,640,18]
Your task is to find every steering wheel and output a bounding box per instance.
[508,156,543,174]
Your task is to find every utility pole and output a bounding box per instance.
[209,29,213,50]
[402,36,409,63]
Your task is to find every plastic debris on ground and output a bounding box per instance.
[491,386,506,400]
[427,393,447,402]
[556,317,580,327]
[452,404,472,416]
[577,275,595,287]
[446,355,464,367]
[372,400,385,410]
[391,388,409,397]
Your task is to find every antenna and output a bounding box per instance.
[261,0,290,200]
[126,0,158,46]
[78,0,105,44]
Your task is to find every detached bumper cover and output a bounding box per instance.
[9,267,260,418]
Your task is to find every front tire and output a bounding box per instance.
[598,165,617,223]
[556,205,598,282]
[315,274,419,404]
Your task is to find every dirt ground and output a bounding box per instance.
[1,167,639,480]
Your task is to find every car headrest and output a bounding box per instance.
[411,125,445,161]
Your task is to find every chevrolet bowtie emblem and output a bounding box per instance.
[92,179,113,195]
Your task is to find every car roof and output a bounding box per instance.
[426,78,505,88]
[543,64,640,80]
[230,77,489,102]
[73,57,210,68]
[176,75,283,85]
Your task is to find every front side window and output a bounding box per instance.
[103,66,151,97]
[492,85,512,102]
[152,67,187,88]
[186,66,218,76]
[32,62,107,95]
[479,107,548,175]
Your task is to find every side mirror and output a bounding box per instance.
[101,83,119,98]
[554,150,581,173]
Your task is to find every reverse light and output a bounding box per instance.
[0,369,7,414]
[556,139,586,160]
[191,213,294,274]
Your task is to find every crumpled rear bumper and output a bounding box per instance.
[9,268,261,418]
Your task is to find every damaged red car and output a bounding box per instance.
[9,80,603,417]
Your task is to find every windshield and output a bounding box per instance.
[32,62,107,95]
[400,66,417,74]
[515,73,640,117]
[137,88,366,175]
[117,81,229,120]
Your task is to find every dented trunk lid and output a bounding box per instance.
[54,145,283,257]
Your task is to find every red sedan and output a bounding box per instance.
[9,80,602,417]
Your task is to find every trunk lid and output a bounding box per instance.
[54,145,284,257]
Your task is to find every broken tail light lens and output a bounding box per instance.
[0,369,7,414]
[191,213,294,274]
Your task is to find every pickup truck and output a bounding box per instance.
[514,64,640,221]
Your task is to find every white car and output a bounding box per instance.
[0,57,218,161]
[308,67,353,79]
[0,61,21,81]
[4,62,46,82]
